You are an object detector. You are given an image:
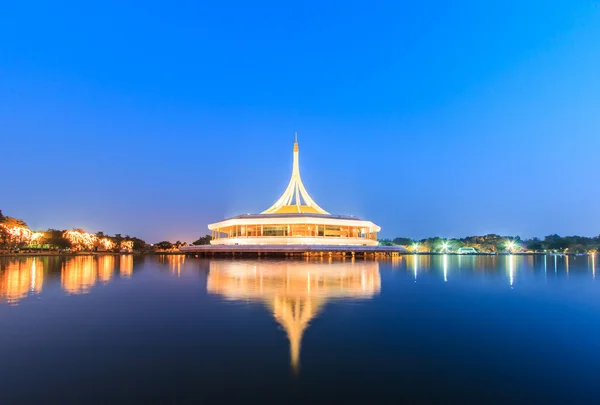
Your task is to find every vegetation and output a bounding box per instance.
[2,209,597,255]
[0,209,149,253]
[192,235,212,245]
[380,234,600,253]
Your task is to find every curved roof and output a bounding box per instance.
[225,213,365,221]
[262,134,329,215]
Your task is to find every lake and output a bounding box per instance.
[1,254,599,404]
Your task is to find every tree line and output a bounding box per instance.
[379,234,600,253]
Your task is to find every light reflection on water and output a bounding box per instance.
[207,260,381,372]
[0,255,136,304]
[0,257,44,304]
[1,254,600,404]
[1,254,598,305]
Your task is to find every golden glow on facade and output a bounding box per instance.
[207,260,381,372]
[207,137,381,246]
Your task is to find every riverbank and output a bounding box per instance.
[0,251,184,258]
[2,251,594,259]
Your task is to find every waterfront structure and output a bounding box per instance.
[205,135,381,247]
[207,260,381,372]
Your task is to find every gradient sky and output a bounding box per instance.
[1,1,599,243]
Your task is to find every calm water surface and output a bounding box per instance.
[1,254,599,404]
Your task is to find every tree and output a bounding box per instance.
[392,237,413,246]
[192,235,213,246]
[378,239,394,246]
[155,241,174,250]
[113,234,124,245]
[0,225,9,250]
[525,238,543,252]
[129,237,147,251]
[42,229,71,250]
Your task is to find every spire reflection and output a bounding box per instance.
[207,260,381,373]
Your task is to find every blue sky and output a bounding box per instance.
[1,0,599,242]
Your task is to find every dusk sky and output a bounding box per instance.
[2,1,599,243]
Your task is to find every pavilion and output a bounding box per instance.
[207,135,380,246]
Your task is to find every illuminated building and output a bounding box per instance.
[207,260,380,372]
[204,136,380,246]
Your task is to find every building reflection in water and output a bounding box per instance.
[62,256,97,295]
[207,260,381,373]
[0,258,44,305]
[120,255,133,278]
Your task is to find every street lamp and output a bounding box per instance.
[506,240,516,253]
[412,243,420,253]
[441,241,450,253]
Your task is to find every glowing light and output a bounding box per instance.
[97,256,115,284]
[120,240,134,252]
[506,240,517,253]
[508,254,515,287]
[63,230,97,251]
[0,225,35,245]
[98,238,115,251]
[0,258,44,305]
[120,255,133,278]
[413,254,418,281]
[412,243,420,253]
[441,242,450,253]
[206,260,380,373]
[30,232,45,244]
[61,257,97,294]
[443,254,448,282]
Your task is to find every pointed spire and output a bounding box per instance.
[262,134,329,215]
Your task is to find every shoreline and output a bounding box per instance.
[0,251,592,258]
